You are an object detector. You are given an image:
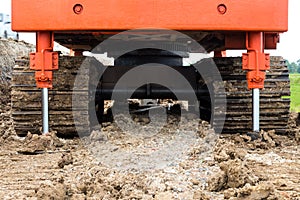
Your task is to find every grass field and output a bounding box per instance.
[289,74,300,112]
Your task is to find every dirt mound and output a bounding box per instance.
[16,132,65,154]
[0,39,34,112]
[0,38,34,85]
[223,182,276,200]
[206,127,300,199]
[0,39,34,139]
[208,139,256,192]
[0,109,14,140]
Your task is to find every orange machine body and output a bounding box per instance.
[12,0,287,32]
[11,0,288,89]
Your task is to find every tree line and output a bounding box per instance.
[287,59,300,73]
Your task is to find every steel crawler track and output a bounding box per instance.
[11,56,290,136]
[11,57,90,137]
[213,57,290,134]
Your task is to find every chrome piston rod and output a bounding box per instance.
[252,88,260,132]
[42,88,49,134]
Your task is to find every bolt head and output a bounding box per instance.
[217,4,227,15]
[73,4,83,14]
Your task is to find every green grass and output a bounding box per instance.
[289,74,300,112]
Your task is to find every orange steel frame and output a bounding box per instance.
[12,0,287,31]
[11,0,288,89]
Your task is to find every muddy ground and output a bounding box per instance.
[1,39,300,199]
[1,90,300,200]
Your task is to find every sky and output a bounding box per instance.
[1,0,300,62]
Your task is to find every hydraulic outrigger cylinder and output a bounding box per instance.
[30,32,58,134]
[243,32,270,132]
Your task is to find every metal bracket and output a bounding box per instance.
[30,51,59,88]
[242,45,270,89]
[242,51,270,71]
